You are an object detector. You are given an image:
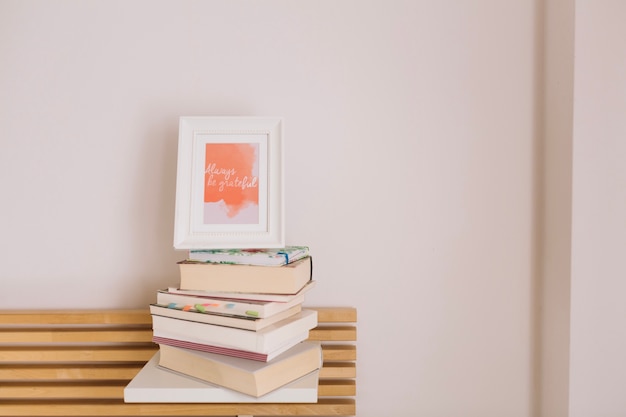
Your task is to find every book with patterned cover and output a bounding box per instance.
[187,246,309,266]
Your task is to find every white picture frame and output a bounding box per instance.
[173,116,284,249]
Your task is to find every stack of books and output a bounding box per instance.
[125,246,321,402]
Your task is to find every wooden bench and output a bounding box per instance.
[0,307,356,417]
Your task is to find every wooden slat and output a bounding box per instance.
[314,307,357,323]
[3,327,356,344]
[321,344,356,361]
[0,346,157,363]
[0,364,144,380]
[0,398,356,416]
[319,379,356,396]
[0,379,355,399]
[319,363,356,379]
[0,383,125,399]
[0,361,351,381]
[309,326,357,341]
[0,345,353,363]
[0,310,152,325]
[0,307,356,326]
[0,328,153,343]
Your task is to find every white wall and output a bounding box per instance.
[570,1,626,416]
[0,1,543,416]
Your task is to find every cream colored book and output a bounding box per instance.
[124,352,319,403]
[151,309,317,354]
[178,256,312,294]
[149,303,302,331]
[158,341,322,398]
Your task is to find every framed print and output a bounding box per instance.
[173,117,284,249]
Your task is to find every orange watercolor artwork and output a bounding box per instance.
[203,143,260,224]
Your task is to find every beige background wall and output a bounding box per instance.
[570,1,626,416]
[0,1,622,416]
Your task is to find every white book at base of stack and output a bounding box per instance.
[124,352,319,403]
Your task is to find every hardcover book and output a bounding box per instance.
[158,341,322,397]
[187,246,310,266]
[156,282,314,318]
[167,280,316,303]
[178,256,312,294]
[124,352,319,403]
[151,309,318,355]
[153,331,309,362]
[149,303,302,331]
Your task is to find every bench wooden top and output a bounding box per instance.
[0,307,356,417]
